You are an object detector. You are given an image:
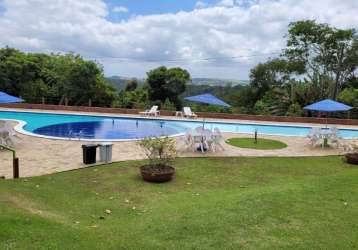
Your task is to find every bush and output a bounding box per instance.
[254,100,270,115]
[162,98,176,111]
[286,103,303,117]
[137,137,177,167]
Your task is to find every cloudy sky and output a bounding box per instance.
[1,0,358,79]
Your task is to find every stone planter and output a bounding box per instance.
[140,165,175,183]
[345,153,358,165]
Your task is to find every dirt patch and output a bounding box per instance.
[0,194,66,223]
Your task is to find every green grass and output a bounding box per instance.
[0,156,358,249]
[226,137,288,150]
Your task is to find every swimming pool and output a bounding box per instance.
[0,110,358,140]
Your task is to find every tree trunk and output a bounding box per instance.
[332,46,345,100]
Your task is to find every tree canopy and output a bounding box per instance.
[146,66,190,108]
[0,47,117,106]
[235,20,358,118]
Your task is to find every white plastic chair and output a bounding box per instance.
[195,126,204,134]
[329,126,343,148]
[0,121,21,147]
[193,135,205,153]
[203,129,213,152]
[212,128,224,151]
[182,128,195,151]
[307,127,321,147]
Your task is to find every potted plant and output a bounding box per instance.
[137,136,177,182]
[344,143,358,165]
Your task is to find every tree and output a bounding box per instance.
[0,47,117,106]
[146,66,190,108]
[285,20,358,99]
[114,86,149,109]
[249,58,303,106]
[124,79,138,92]
[338,88,358,107]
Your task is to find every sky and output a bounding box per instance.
[0,0,358,79]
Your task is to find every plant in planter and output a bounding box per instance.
[137,136,177,182]
[344,143,358,165]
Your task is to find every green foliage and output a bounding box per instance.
[241,20,358,117]
[114,86,149,109]
[226,85,257,114]
[253,100,270,115]
[0,47,117,106]
[187,102,232,113]
[285,20,358,99]
[286,103,304,117]
[147,66,190,108]
[124,79,138,92]
[162,98,176,111]
[137,137,177,166]
[253,87,291,116]
[338,88,358,107]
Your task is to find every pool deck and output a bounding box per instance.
[1,108,357,179]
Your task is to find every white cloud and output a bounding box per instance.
[217,0,235,7]
[195,1,209,9]
[0,0,358,79]
[112,6,128,13]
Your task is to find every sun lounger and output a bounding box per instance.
[139,106,160,117]
[183,107,197,118]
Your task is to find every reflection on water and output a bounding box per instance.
[33,120,181,139]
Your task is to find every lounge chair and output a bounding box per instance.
[139,106,160,117]
[183,107,197,118]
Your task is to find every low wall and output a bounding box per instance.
[1,103,357,126]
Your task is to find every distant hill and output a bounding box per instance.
[106,76,249,90]
[105,76,145,90]
[190,78,249,86]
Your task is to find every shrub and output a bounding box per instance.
[286,103,303,117]
[137,137,177,166]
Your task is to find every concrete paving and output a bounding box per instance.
[1,123,355,179]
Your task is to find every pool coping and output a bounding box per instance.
[1,107,358,141]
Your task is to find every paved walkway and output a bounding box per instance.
[1,121,355,178]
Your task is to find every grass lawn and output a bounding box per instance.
[0,156,358,250]
[226,137,288,150]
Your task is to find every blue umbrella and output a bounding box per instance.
[304,99,352,127]
[184,93,231,107]
[0,91,24,104]
[304,99,352,112]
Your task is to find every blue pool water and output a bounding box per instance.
[0,110,358,140]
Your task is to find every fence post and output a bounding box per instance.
[13,158,19,179]
[0,145,19,179]
[65,97,69,106]
[42,96,45,105]
[89,99,92,107]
